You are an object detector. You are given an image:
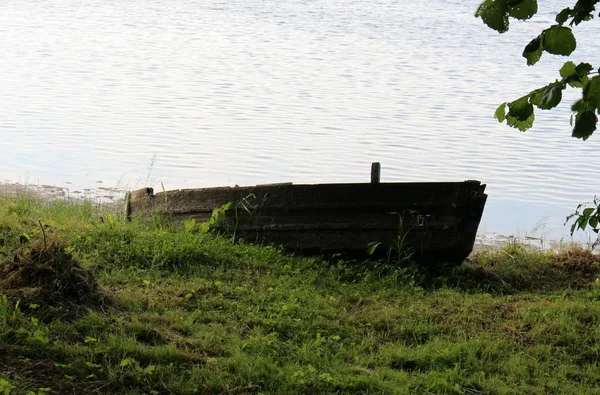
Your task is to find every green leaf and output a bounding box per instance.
[576,62,593,75]
[529,89,542,106]
[571,99,593,112]
[522,36,543,65]
[507,96,533,120]
[572,110,597,140]
[531,84,563,110]
[562,62,593,88]
[583,207,595,217]
[542,25,576,56]
[366,241,382,256]
[494,102,507,122]
[583,76,600,109]
[571,3,595,25]
[184,218,196,233]
[559,61,577,78]
[541,86,563,110]
[568,76,590,89]
[506,96,535,131]
[578,215,588,230]
[555,7,572,24]
[508,0,537,20]
[0,379,15,394]
[475,0,509,33]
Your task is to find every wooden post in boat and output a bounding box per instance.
[125,187,154,220]
[371,162,381,184]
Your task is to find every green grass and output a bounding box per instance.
[1,193,600,394]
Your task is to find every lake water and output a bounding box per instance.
[1,0,599,241]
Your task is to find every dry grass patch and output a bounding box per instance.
[0,240,110,320]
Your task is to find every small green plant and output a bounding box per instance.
[83,360,104,379]
[1,295,21,326]
[16,317,49,345]
[566,196,600,248]
[25,388,51,395]
[366,241,383,256]
[19,232,31,245]
[199,201,234,234]
[366,211,417,263]
[103,213,118,229]
[183,218,197,233]
[385,211,417,265]
[120,358,156,374]
[206,193,271,241]
[8,199,32,218]
[0,378,15,395]
[118,357,157,386]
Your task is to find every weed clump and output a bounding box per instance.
[0,240,109,319]
[548,245,599,276]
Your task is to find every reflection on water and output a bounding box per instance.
[1,0,599,238]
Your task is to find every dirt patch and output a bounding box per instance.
[0,240,109,319]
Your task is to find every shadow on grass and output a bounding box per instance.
[0,345,77,394]
[429,244,600,294]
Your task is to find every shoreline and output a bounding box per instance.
[0,181,125,202]
[1,181,593,252]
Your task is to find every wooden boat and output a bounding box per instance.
[125,166,487,266]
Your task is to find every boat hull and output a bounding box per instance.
[126,181,487,266]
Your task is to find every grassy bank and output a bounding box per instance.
[0,193,599,394]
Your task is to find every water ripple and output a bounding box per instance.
[1,0,599,237]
